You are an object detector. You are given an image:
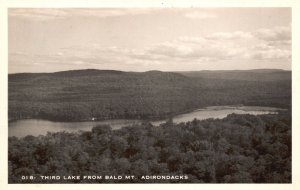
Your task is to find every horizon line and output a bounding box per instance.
[8,68,292,75]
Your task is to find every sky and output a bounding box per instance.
[8,8,291,73]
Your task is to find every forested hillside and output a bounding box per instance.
[178,69,291,81]
[8,113,291,183]
[8,69,291,122]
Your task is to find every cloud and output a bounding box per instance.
[249,49,291,60]
[9,8,218,21]
[206,31,253,40]
[9,24,291,71]
[184,11,217,19]
[249,26,291,60]
[151,41,245,62]
[56,52,64,56]
[147,42,193,58]
[138,31,250,61]
[254,26,291,42]
[9,8,165,21]
[141,25,291,61]
[177,36,207,44]
[9,9,69,21]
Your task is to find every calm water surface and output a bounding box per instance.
[9,106,284,138]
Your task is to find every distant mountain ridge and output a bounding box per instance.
[9,68,290,75]
[177,69,291,81]
[9,69,291,121]
[9,68,291,81]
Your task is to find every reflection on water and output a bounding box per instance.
[9,106,284,138]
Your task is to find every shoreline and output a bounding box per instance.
[9,105,289,124]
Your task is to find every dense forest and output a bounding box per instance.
[8,69,291,122]
[8,69,292,183]
[9,112,291,183]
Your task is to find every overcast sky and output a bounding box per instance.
[8,8,291,73]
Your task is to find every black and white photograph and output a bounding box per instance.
[6,7,292,184]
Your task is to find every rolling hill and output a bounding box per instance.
[8,69,291,121]
[178,69,291,81]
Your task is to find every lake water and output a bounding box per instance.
[8,106,284,138]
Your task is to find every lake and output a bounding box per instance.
[8,106,285,138]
